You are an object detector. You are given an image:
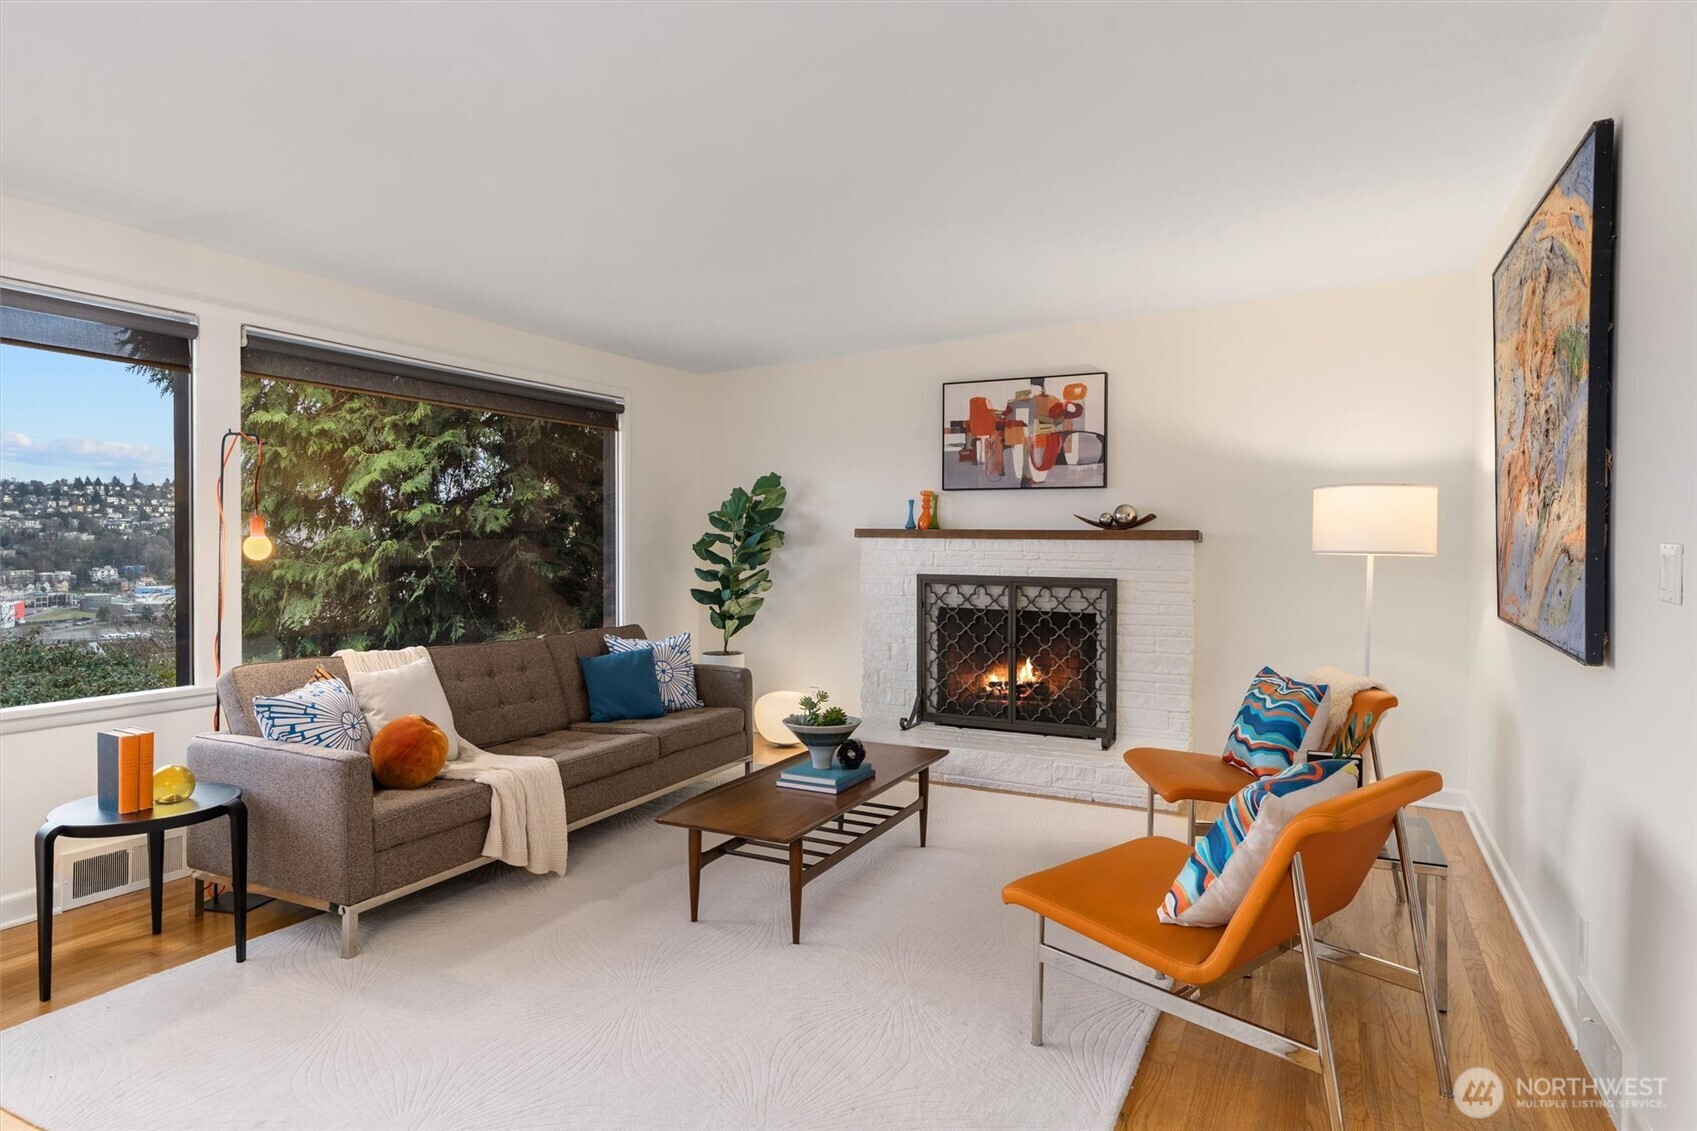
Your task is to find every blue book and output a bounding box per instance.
[778,764,875,791]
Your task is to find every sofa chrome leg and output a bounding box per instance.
[1186,800,1197,845]
[1145,791,1156,839]
[338,907,360,959]
[1292,854,1344,1131]
[1031,915,1046,1046]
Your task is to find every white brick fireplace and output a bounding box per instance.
[856,528,1198,807]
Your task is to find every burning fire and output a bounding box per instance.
[985,657,1041,693]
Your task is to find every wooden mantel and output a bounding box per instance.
[854,527,1201,541]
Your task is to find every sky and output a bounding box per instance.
[0,344,176,483]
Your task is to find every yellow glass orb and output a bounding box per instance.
[154,765,196,805]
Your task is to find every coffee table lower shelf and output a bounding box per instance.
[656,743,948,944]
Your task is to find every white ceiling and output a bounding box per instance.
[1,1,1607,373]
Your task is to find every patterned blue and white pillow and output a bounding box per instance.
[605,632,703,712]
[253,677,372,751]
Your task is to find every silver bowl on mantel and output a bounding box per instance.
[782,717,863,770]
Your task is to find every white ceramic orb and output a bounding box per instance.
[754,691,807,745]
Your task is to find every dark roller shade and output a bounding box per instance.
[2,287,196,370]
[241,329,623,430]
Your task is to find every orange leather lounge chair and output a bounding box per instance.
[1127,688,1400,841]
[1002,769,1451,1130]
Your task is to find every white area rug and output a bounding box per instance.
[2,781,1158,1130]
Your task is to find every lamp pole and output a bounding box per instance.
[1363,553,1375,677]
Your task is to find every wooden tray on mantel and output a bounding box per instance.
[853,527,1201,541]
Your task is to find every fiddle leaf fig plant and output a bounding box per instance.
[690,472,786,653]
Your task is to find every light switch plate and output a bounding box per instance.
[1660,543,1684,605]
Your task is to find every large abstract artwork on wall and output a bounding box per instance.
[1492,119,1616,665]
[942,372,1107,490]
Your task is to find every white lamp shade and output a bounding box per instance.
[1312,484,1438,556]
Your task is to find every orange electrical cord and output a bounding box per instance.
[212,430,264,729]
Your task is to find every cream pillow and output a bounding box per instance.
[345,657,462,761]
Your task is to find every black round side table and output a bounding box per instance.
[34,782,247,1002]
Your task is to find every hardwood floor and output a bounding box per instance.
[2,745,1602,1129]
[0,877,315,1032]
[1118,806,1608,1130]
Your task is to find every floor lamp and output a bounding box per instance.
[1311,484,1438,677]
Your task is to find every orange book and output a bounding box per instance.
[117,729,143,813]
[130,729,155,808]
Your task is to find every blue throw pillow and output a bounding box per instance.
[580,648,666,723]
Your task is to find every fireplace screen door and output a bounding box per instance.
[901,575,1116,748]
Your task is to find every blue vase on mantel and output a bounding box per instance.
[905,499,917,530]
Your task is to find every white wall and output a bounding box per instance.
[0,197,705,926]
[705,273,1478,796]
[1463,3,1696,1126]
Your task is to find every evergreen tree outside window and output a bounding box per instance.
[237,343,617,660]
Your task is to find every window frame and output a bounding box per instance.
[237,331,621,655]
[0,283,196,707]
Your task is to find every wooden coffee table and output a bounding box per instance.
[655,741,948,943]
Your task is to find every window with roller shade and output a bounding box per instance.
[237,331,619,660]
[0,285,195,708]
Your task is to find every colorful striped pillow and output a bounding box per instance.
[1160,758,1360,926]
[1221,666,1329,777]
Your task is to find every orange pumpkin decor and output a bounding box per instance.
[369,715,448,789]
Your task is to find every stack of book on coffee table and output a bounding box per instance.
[776,762,875,794]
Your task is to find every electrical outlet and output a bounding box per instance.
[1660,543,1684,604]
[1577,977,1631,1123]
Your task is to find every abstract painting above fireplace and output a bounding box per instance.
[941,373,1108,490]
[901,574,1117,748]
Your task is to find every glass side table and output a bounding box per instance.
[34,783,248,1002]
[1373,811,1448,1013]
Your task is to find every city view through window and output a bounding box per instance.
[0,344,184,707]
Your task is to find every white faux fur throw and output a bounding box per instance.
[1304,665,1386,752]
[337,647,570,876]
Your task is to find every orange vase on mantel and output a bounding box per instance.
[918,490,938,530]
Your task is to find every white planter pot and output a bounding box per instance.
[697,651,745,669]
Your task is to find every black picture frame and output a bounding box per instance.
[940,372,1108,491]
[1490,119,1616,665]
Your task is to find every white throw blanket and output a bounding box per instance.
[336,647,570,876]
[1304,665,1387,751]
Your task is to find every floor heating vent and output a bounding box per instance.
[58,832,187,913]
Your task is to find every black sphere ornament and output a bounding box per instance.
[836,738,867,769]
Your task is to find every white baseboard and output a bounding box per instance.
[0,832,191,931]
[1459,794,1579,1044]
[0,888,35,932]
[1420,787,1471,811]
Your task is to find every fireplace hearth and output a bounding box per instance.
[900,574,1116,748]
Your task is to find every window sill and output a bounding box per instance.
[0,684,216,738]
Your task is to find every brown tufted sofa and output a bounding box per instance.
[184,624,751,956]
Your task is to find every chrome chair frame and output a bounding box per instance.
[1027,811,1451,1130]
